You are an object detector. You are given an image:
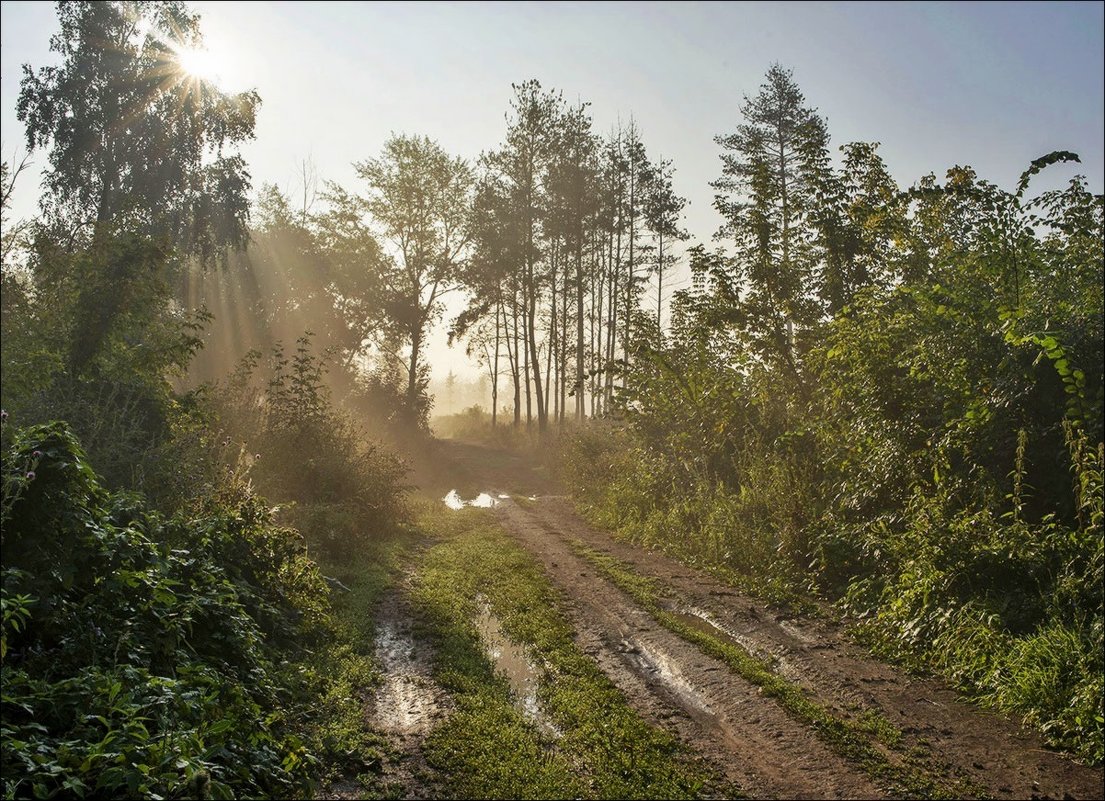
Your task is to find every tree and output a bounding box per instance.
[712,64,830,373]
[349,134,473,425]
[642,156,688,345]
[17,1,260,262]
[495,80,562,431]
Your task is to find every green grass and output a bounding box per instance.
[568,540,986,800]
[410,504,719,799]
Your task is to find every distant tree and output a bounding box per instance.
[445,369,457,412]
[642,156,688,345]
[494,80,562,431]
[17,0,260,262]
[453,165,517,427]
[540,100,599,423]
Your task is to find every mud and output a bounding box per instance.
[365,588,449,798]
[497,496,884,798]
[433,438,1105,800]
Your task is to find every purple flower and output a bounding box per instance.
[32,451,42,459]
[25,471,35,480]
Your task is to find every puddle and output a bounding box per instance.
[373,619,441,734]
[474,596,560,738]
[777,618,819,645]
[624,639,712,714]
[443,489,499,509]
[676,607,805,684]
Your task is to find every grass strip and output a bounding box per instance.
[411,504,720,799]
[569,539,986,800]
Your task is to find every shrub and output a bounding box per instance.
[1,420,326,799]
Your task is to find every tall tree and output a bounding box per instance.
[350,134,473,425]
[17,0,260,262]
[712,64,829,373]
[643,156,688,345]
[546,101,600,422]
[17,1,260,372]
[498,80,561,432]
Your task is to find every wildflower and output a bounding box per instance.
[32,451,42,459]
[0,409,7,422]
[25,471,35,480]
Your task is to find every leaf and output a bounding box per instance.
[1017,151,1081,195]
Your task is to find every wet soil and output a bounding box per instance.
[430,438,1105,801]
[365,587,448,798]
[474,595,562,738]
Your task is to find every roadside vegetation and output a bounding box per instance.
[1,5,414,797]
[557,86,1104,763]
[2,0,1100,796]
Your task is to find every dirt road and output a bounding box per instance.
[425,439,1104,800]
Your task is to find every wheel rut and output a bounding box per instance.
[523,494,1105,801]
[495,497,885,800]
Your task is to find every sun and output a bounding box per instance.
[173,44,226,88]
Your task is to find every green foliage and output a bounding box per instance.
[212,335,409,561]
[17,0,259,262]
[1,420,331,799]
[561,139,1104,764]
[1,230,222,513]
[413,507,712,799]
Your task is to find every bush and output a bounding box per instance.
[1,420,327,799]
[211,336,409,561]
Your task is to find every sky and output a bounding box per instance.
[2,0,1103,382]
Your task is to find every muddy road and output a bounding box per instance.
[422,439,1104,800]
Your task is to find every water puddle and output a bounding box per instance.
[676,606,805,684]
[624,638,712,714]
[777,618,819,646]
[474,596,560,738]
[373,619,441,734]
[443,489,499,509]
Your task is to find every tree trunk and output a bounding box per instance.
[492,295,501,428]
[406,324,423,424]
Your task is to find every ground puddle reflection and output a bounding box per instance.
[625,638,712,714]
[676,606,804,683]
[373,619,441,734]
[443,490,499,509]
[474,596,560,738]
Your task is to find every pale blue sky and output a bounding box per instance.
[2,1,1102,379]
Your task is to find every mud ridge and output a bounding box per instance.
[495,497,886,800]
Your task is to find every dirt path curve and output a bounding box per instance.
[429,439,1105,801]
